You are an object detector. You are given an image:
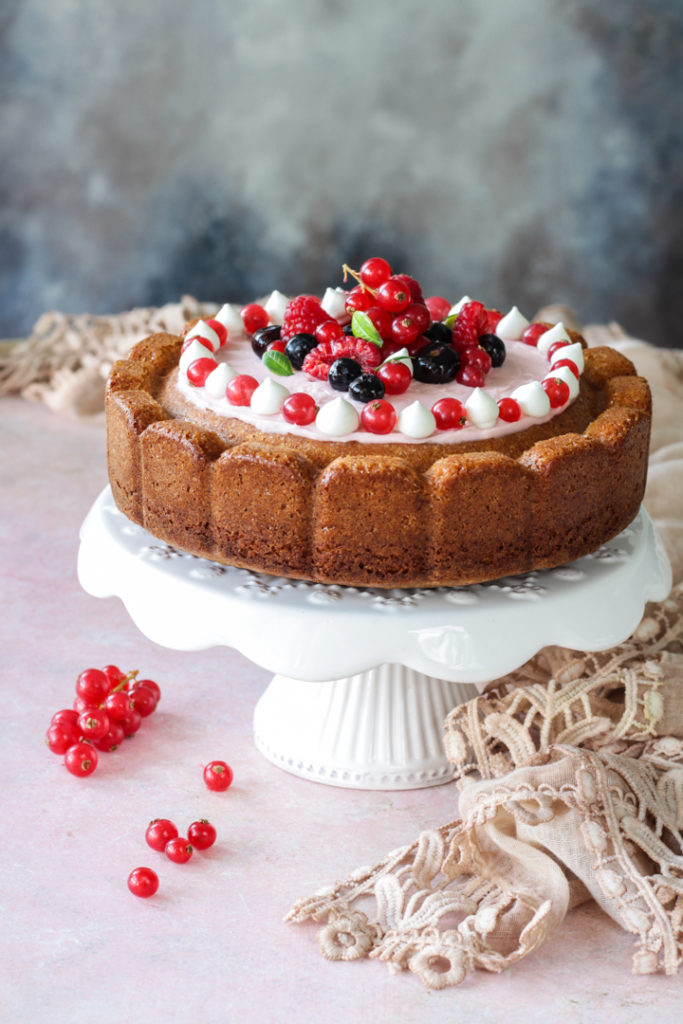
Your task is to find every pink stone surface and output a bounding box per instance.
[1,395,681,1023]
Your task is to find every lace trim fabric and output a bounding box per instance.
[287,586,683,988]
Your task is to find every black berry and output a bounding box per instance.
[343,323,354,335]
[329,358,363,391]
[412,342,460,384]
[478,333,506,367]
[424,322,453,345]
[348,373,385,403]
[285,332,318,370]
[251,325,281,358]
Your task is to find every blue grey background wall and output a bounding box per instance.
[1,0,682,346]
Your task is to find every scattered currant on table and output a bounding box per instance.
[146,818,179,852]
[165,837,194,864]
[45,664,162,777]
[187,819,217,851]
[203,760,234,792]
[128,867,159,899]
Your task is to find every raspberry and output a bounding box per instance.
[281,295,333,344]
[302,338,382,381]
[451,301,488,350]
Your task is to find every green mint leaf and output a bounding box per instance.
[351,311,383,347]
[262,349,294,376]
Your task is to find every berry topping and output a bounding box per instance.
[391,303,430,346]
[284,332,319,370]
[552,357,580,379]
[282,392,317,425]
[64,742,98,777]
[226,375,259,406]
[497,397,522,422]
[187,819,217,851]
[251,325,282,358]
[451,300,488,350]
[128,867,159,898]
[241,303,269,335]
[521,322,547,347]
[425,296,451,321]
[146,818,179,852]
[204,760,234,791]
[485,309,503,333]
[205,318,228,346]
[461,346,492,376]
[432,397,467,430]
[376,276,412,313]
[314,320,344,344]
[477,333,506,368]
[423,321,453,345]
[542,376,571,408]
[329,358,363,391]
[365,306,394,340]
[412,341,460,384]
[302,337,382,381]
[392,273,423,303]
[456,364,486,388]
[359,257,392,288]
[547,340,570,359]
[376,361,412,395]
[360,399,397,434]
[187,357,219,387]
[348,373,385,403]
[281,295,333,343]
[344,285,374,313]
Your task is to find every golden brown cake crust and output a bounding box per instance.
[105,333,651,588]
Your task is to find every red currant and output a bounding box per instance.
[203,760,234,792]
[51,708,79,729]
[391,303,430,346]
[226,375,259,406]
[366,306,394,340]
[552,358,580,379]
[485,309,503,333]
[93,721,126,752]
[75,668,110,706]
[187,819,217,851]
[456,364,486,388]
[425,296,451,321]
[432,398,466,430]
[46,721,81,755]
[542,376,571,408]
[146,818,179,852]
[133,678,161,703]
[314,320,343,344]
[73,694,98,715]
[205,317,228,346]
[360,399,397,435]
[359,257,392,289]
[497,397,522,422]
[77,708,111,741]
[119,708,142,737]
[102,665,125,691]
[187,357,218,387]
[392,274,423,302]
[266,339,287,354]
[165,838,193,864]
[129,685,157,718]
[64,742,98,777]
[282,392,317,426]
[376,277,411,314]
[241,303,268,334]
[182,334,213,355]
[104,690,134,722]
[547,340,569,360]
[376,362,411,395]
[521,323,547,347]
[344,285,373,313]
[128,866,159,898]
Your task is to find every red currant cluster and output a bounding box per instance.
[45,665,161,777]
[128,815,220,898]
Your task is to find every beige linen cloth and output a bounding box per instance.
[2,301,683,987]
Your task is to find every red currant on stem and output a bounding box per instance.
[314,320,343,344]
[204,760,234,792]
[93,721,125,752]
[102,665,125,692]
[64,742,98,777]
[366,306,394,340]
[132,678,160,703]
[51,708,79,729]
[432,398,466,430]
[165,837,193,864]
[240,303,268,334]
[128,867,159,898]
[104,689,134,722]
[75,667,110,706]
[146,818,179,852]
[376,361,411,395]
[129,685,157,718]
[360,399,397,435]
[187,819,217,851]
[77,708,111,741]
[226,375,259,406]
[119,708,142,737]
[376,277,411,314]
[46,721,81,755]
[73,694,98,715]
[282,392,317,426]
[359,257,392,289]
[344,285,373,313]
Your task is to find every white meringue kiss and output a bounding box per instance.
[465,388,499,428]
[214,303,245,337]
[536,321,572,356]
[550,341,584,373]
[205,362,238,398]
[186,319,220,352]
[264,290,289,324]
[496,306,530,340]
[511,380,551,417]
[250,377,289,415]
[180,339,214,374]
[545,364,580,400]
[380,346,413,376]
[321,287,348,320]
[448,295,472,316]
[316,396,360,436]
[398,401,436,438]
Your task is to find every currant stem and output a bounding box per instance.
[341,264,377,296]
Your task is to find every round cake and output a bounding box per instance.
[105,260,651,588]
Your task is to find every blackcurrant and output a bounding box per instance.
[251,325,282,358]
[342,323,354,335]
[348,373,385,403]
[412,342,460,384]
[284,332,318,370]
[328,358,363,391]
[424,321,453,345]
[478,333,506,367]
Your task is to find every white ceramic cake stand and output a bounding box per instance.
[78,488,671,790]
